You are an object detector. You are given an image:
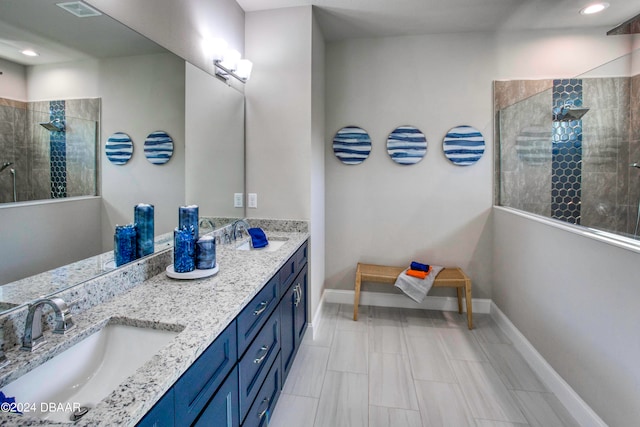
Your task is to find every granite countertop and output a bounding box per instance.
[0,229,309,426]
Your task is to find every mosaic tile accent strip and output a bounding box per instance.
[105,132,133,165]
[552,79,583,224]
[443,125,485,166]
[333,126,372,165]
[49,100,67,198]
[386,125,428,165]
[144,131,174,165]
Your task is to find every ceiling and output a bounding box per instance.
[237,0,640,41]
[0,0,165,66]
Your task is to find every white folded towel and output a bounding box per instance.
[394,266,444,303]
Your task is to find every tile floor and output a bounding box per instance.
[269,303,579,427]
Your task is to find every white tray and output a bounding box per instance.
[166,264,219,280]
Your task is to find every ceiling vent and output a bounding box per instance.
[56,1,102,18]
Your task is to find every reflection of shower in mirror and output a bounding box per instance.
[39,118,66,132]
[0,162,13,173]
[1,162,17,202]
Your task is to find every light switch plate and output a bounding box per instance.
[234,193,243,208]
[248,193,257,208]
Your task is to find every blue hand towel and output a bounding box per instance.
[248,227,269,249]
[410,261,430,272]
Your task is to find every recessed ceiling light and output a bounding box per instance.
[56,1,102,18]
[21,49,39,57]
[580,2,610,15]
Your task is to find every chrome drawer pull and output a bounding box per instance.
[257,397,270,419]
[254,345,269,364]
[294,284,301,306]
[253,301,268,316]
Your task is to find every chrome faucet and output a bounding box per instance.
[21,298,75,352]
[198,218,216,238]
[231,219,251,240]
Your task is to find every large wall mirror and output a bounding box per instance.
[0,0,245,313]
[495,41,640,245]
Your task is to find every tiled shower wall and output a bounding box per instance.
[0,98,99,203]
[496,76,640,237]
[0,99,27,203]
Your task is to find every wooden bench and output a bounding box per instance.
[353,263,473,329]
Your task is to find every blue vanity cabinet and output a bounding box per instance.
[174,321,238,427]
[138,239,308,427]
[137,388,175,427]
[192,366,239,427]
[238,310,281,423]
[241,353,282,427]
[237,275,279,355]
[280,264,308,381]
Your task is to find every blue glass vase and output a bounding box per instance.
[114,224,137,267]
[178,205,199,240]
[174,226,195,273]
[134,203,154,258]
[196,235,216,269]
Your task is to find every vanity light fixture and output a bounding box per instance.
[210,38,252,83]
[580,2,609,15]
[21,49,39,57]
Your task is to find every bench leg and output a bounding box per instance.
[465,279,473,330]
[456,288,463,314]
[353,264,362,321]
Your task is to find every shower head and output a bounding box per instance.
[0,162,13,173]
[39,119,65,132]
[552,106,590,121]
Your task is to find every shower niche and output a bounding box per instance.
[0,98,99,204]
[494,51,640,241]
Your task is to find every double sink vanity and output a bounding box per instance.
[0,221,309,426]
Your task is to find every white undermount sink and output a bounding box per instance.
[236,239,287,252]
[1,322,180,423]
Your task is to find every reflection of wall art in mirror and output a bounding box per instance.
[105,132,134,165]
[144,131,174,165]
[333,126,372,165]
[386,125,428,165]
[443,125,485,166]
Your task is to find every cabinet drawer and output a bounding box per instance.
[136,388,174,427]
[279,240,308,295]
[174,321,237,427]
[278,252,297,295]
[193,366,239,427]
[237,275,279,356]
[295,240,308,269]
[242,352,282,427]
[238,312,280,422]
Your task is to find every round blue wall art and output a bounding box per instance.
[105,132,133,165]
[333,126,372,165]
[442,125,485,166]
[144,131,174,165]
[386,125,428,165]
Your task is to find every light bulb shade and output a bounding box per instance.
[236,59,253,80]
[210,38,228,62]
[221,49,241,71]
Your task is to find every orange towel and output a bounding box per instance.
[406,269,428,279]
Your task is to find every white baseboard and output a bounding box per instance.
[490,302,607,427]
[308,292,326,340]
[323,288,492,314]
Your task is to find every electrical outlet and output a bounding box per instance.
[248,193,257,208]
[234,193,243,208]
